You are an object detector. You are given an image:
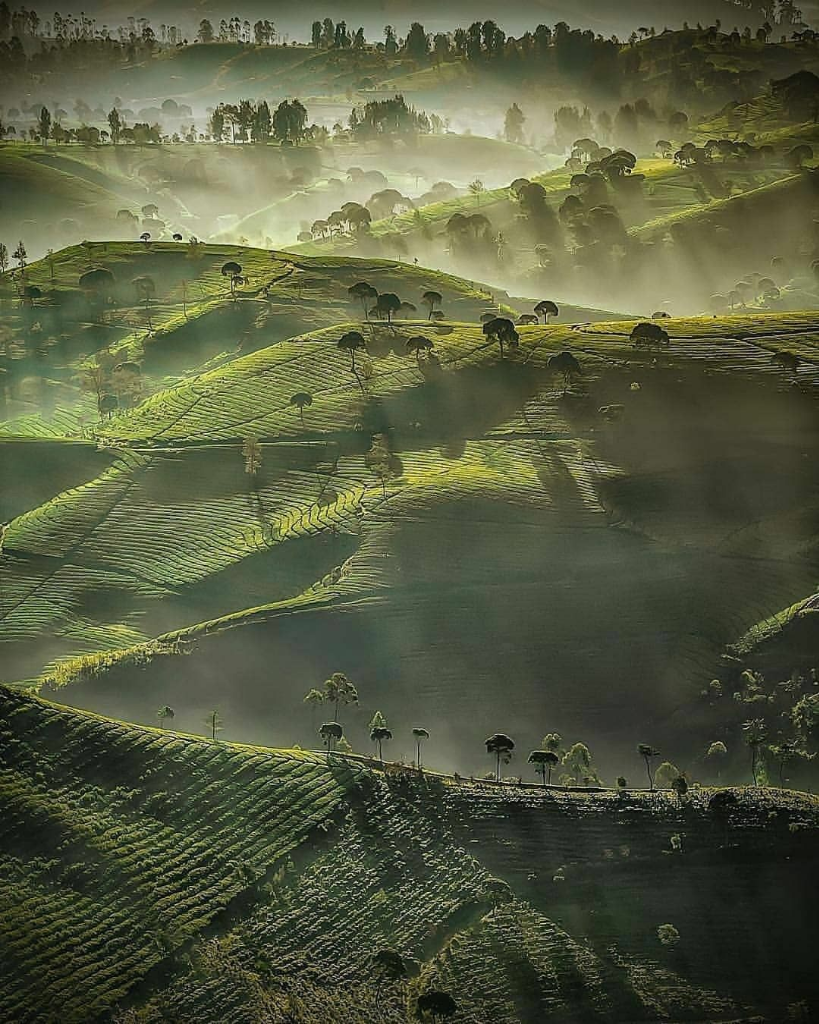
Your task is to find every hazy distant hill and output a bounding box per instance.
[80,0,775,40]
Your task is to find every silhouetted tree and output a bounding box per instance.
[37,105,51,146]
[406,335,434,365]
[320,721,343,752]
[504,103,525,145]
[289,391,313,427]
[638,743,660,790]
[671,775,688,801]
[528,749,559,785]
[374,292,402,323]
[768,740,801,788]
[486,732,515,781]
[412,727,429,768]
[348,281,378,318]
[221,260,243,298]
[534,299,559,323]
[337,330,366,370]
[631,321,670,349]
[98,394,118,419]
[417,990,457,1021]
[207,709,223,741]
[421,290,442,318]
[482,317,519,359]
[547,351,582,394]
[371,725,392,761]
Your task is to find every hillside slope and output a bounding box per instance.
[2,250,818,787]
[1,686,818,1023]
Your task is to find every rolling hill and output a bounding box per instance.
[1,684,818,1022]
[1,244,818,794]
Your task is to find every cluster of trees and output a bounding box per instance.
[555,100,693,156]
[310,186,421,242]
[346,279,445,326]
[197,17,276,46]
[303,673,430,766]
[0,6,176,84]
[348,95,443,139]
[209,98,308,144]
[0,4,180,43]
[310,18,365,51]
[704,666,819,786]
[156,662,818,792]
[485,732,605,786]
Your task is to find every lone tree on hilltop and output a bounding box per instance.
[157,706,175,729]
[320,721,343,752]
[638,743,660,790]
[528,749,560,785]
[206,709,223,741]
[482,316,519,359]
[417,990,458,1021]
[421,289,442,318]
[534,299,559,323]
[289,391,313,427]
[337,330,366,371]
[486,733,515,781]
[412,727,429,768]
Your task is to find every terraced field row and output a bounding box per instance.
[0,686,367,1023]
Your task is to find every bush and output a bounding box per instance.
[657,923,680,947]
